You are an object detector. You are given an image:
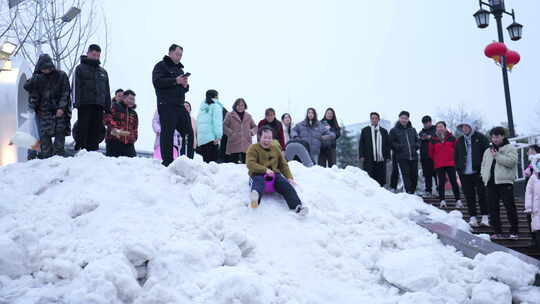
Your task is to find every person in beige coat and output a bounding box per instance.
[223,98,257,164]
[480,126,519,240]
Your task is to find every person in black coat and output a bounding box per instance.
[455,121,491,227]
[24,54,71,158]
[418,115,437,196]
[389,111,420,194]
[72,44,111,152]
[152,44,194,166]
[359,112,390,186]
[319,107,341,168]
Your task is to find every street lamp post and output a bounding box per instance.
[473,0,522,138]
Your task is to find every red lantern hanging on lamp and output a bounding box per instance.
[495,50,521,71]
[484,42,508,63]
[505,50,520,71]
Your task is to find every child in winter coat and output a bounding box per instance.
[246,126,309,216]
[104,90,138,157]
[525,154,540,247]
[152,111,180,160]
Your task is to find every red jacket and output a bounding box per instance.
[258,119,285,150]
[104,102,138,144]
[428,132,457,169]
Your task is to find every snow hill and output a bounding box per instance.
[0,152,539,304]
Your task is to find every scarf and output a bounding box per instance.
[371,125,383,162]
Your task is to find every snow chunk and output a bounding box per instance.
[0,236,31,279]
[378,248,444,292]
[470,279,512,304]
[473,252,538,289]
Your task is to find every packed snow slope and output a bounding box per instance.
[0,152,539,304]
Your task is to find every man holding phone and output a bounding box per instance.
[152,44,194,166]
[419,115,437,197]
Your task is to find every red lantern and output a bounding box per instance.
[495,50,521,71]
[505,50,520,71]
[484,42,508,63]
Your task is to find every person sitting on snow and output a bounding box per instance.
[246,126,309,215]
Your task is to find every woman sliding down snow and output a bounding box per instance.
[246,126,309,216]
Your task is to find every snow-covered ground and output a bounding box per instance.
[0,152,539,304]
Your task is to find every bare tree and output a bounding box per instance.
[436,103,486,135]
[4,0,109,78]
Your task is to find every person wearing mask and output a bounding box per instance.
[389,111,420,195]
[319,108,341,168]
[419,115,437,197]
[196,89,223,163]
[455,121,490,227]
[281,113,293,146]
[292,108,335,164]
[152,110,180,160]
[481,127,519,240]
[258,108,286,150]
[104,90,138,157]
[246,126,309,216]
[23,54,71,158]
[223,98,257,164]
[112,89,124,104]
[73,44,111,152]
[180,101,197,157]
[358,112,390,186]
[428,121,462,208]
[523,145,540,180]
[152,44,193,165]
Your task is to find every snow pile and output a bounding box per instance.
[0,152,538,304]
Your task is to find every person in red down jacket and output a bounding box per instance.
[429,121,462,208]
[104,89,139,157]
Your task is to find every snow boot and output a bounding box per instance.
[469,217,479,227]
[295,205,309,216]
[480,215,490,227]
[250,191,259,209]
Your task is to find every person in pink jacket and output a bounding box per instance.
[525,153,540,248]
[153,110,180,160]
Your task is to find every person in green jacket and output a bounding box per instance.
[196,89,223,162]
[480,126,519,240]
[246,126,309,215]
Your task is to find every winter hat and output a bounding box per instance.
[530,154,540,174]
[398,111,410,118]
[457,120,475,132]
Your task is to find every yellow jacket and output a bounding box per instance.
[246,142,293,179]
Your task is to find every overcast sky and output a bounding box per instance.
[97,0,539,151]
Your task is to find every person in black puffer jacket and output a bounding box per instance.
[319,107,341,168]
[389,111,420,194]
[152,44,194,166]
[418,115,437,196]
[72,44,111,152]
[23,54,71,158]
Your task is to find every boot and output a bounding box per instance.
[480,215,490,227]
[250,191,259,209]
[469,217,479,227]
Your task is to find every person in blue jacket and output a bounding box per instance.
[196,89,224,162]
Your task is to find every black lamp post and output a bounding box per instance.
[473,0,523,138]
